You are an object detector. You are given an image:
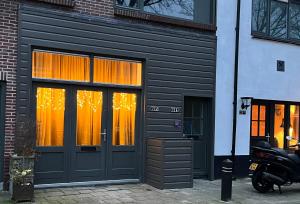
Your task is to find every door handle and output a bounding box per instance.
[101,128,107,142]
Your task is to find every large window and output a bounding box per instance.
[36,87,66,146]
[112,93,137,146]
[116,0,214,24]
[32,51,142,86]
[252,0,300,41]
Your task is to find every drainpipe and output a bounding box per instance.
[231,0,241,178]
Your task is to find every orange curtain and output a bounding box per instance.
[112,93,136,146]
[94,58,142,86]
[32,51,90,81]
[76,91,103,146]
[36,88,65,146]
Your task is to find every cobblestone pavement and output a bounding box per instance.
[1,179,300,204]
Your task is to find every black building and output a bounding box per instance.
[6,0,217,188]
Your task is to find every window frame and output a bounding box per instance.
[252,0,300,45]
[114,0,216,26]
[251,104,267,137]
[31,49,143,90]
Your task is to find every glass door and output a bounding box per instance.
[274,104,285,148]
[70,89,107,182]
[107,91,139,180]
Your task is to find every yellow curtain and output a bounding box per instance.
[76,90,103,146]
[32,51,90,81]
[94,58,142,86]
[36,88,65,146]
[112,93,136,146]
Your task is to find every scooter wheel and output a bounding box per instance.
[252,169,273,193]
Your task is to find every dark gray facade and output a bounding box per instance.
[146,138,193,189]
[16,4,216,184]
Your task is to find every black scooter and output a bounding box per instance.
[249,141,300,193]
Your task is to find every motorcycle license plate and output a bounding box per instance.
[249,163,258,171]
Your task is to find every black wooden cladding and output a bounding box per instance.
[17,4,216,146]
[146,138,193,189]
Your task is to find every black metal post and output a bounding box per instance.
[221,159,233,202]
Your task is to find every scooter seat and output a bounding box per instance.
[288,154,300,164]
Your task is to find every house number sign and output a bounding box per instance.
[171,107,181,113]
[149,106,160,112]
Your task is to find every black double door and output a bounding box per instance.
[34,85,140,184]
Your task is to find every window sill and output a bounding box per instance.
[114,7,216,32]
[252,32,300,47]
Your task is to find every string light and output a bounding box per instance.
[77,90,102,112]
[36,88,65,111]
[113,93,136,111]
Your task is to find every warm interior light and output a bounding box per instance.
[94,58,142,86]
[32,51,90,81]
[36,87,65,146]
[112,93,136,146]
[274,104,284,148]
[76,90,103,146]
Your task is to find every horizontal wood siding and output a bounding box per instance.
[146,138,193,189]
[17,5,216,146]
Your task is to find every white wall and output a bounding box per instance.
[215,0,237,156]
[215,0,300,156]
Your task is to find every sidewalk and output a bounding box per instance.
[0,179,300,204]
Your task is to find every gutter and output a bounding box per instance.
[231,0,241,177]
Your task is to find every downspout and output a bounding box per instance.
[231,0,241,177]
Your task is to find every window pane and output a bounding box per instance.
[260,105,266,120]
[252,105,259,120]
[289,105,299,147]
[32,51,90,82]
[116,0,138,8]
[183,118,192,134]
[192,119,200,134]
[112,93,137,146]
[144,0,194,20]
[36,88,65,146]
[252,0,268,33]
[259,121,266,136]
[289,3,300,40]
[274,104,285,148]
[252,121,258,137]
[76,90,103,146]
[270,1,287,39]
[94,58,142,86]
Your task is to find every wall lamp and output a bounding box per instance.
[240,97,253,114]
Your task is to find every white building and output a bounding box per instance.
[215,0,300,177]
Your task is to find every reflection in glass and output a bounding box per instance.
[274,104,285,148]
[36,88,65,146]
[32,51,90,82]
[116,0,138,8]
[112,93,137,146]
[144,0,194,20]
[270,1,287,39]
[76,90,103,146]
[289,4,300,40]
[289,105,299,148]
[252,0,268,33]
[94,58,142,86]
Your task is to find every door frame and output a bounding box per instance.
[250,99,300,149]
[182,96,214,180]
[32,83,143,183]
[0,81,6,184]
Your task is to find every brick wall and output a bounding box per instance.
[0,0,18,189]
